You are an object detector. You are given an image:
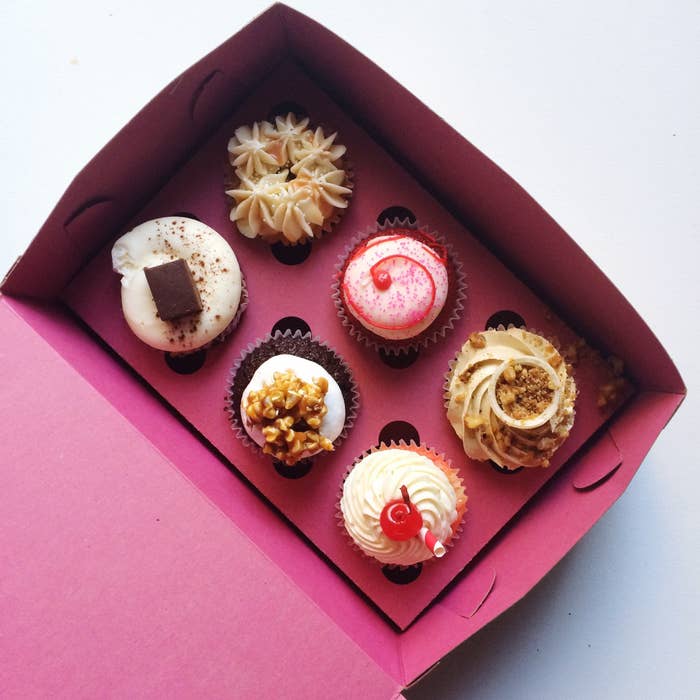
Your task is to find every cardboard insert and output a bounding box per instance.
[63,61,628,629]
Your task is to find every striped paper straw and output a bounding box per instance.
[419,526,446,558]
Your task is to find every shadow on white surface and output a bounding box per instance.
[406,450,697,699]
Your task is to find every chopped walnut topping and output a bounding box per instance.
[597,377,628,408]
[468,332,486,349]
[244,370,333,465]
[458,367,473,383]
[562,338,588,366]
[608,355,625,377]
[495,362,555,420]
[548,352,563,369]
[464,415,485,429]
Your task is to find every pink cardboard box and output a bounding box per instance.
[0,4,685,696]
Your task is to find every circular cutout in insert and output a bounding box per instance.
[267,101,309,122]
[164,349,207,374]
[378,347,420,369]
[382,563,423,585]
[485,310,526,330]
[377,206,417,226]
[271,240,312,265]
[273,458,314,479]
[378,421,420,446]
[271,316,311,337]
[489,460,525,475]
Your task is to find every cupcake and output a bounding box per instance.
[225,113,353,245]
[334,222,465,353]
[340,443,467,566]
[227,331,358,468]
[111,217,245,353]
[445,328,577,470]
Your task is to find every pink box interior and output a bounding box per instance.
[65,60,629,629]
[1,4,685,692]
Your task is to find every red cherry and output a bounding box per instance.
[372,269,392,290]
[380,486,423,541]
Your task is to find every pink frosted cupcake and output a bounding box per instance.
[334,223,465,354]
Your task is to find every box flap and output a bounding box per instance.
[0,298,401,699]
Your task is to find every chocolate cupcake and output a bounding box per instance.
[225,113,353,246]
[227,331,359,469]
[333,219,465,354]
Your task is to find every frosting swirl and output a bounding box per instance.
[227,122,281,178]
[446,328,577,469]
[226,113,351,245]
[340,448,459,565]
[111,217,242,353]
[341,231,449,340]
[228,173,286,238]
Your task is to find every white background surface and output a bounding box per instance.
[1,1,698,698]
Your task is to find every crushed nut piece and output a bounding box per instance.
[495,362,554,420]
[458,367,473,383]
[597,377,628,408]
[244,369,333,465]
[468,332,486,349]
[464,415,485,429]
[608,355,625,377]
[548,353,563,369]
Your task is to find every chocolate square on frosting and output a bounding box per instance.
[144,258,202,321]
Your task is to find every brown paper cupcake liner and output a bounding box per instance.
[225,329,360,462]
[332,218,467,355]
[169,272,249,356]
[443,325,579,471]
[335,440,467,568]
[224,115,355,247]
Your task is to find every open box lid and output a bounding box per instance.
[0,2,686,694]
[0,299,402,699]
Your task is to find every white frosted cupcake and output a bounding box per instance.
[226,331,359,470]
[445,329,578,470]
[340,443,467,566]
[225,113,353,245]
[111,217,245,353]
[240,354,345,464]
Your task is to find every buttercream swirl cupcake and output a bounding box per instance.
[111,217,245,353]
[334,222,465,353]
[227,331,358,469]
[340,443,467,566]
[225,113,352,245]
[445,328,577,470]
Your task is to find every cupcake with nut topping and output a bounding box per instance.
[227,331,358,471]
[445,328,577,470]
